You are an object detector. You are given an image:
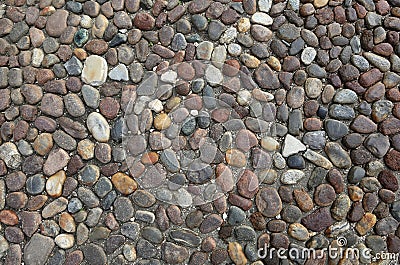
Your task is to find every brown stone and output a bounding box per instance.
[359,68,383,87]
[256,187,282,217]
[350,115,377,133]
[384,149,400,170]
[133,13,155,30]
[84,40,108,55]
[355,213,376,236]
[294,189,314,212]
[0,210,19,225]
[380,118,400,135]
[45,10,68,37]
[111,172,137,195]
[301,207,334,232]
[237,169,259,199]
[378,170,399,191]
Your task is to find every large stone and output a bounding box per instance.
[82,55,108,86]
[45,10,68,37]
[24,234,55,265]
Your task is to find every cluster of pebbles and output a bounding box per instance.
[0,0,399,264]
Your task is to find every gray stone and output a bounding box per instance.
[24,234,54,265]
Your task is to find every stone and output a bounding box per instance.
[43,149,70,176]
[82,55,108,86]
[82,243,107,265]
[355,213,377,236]
[46,171,66,198]
[254,64,279,89]
[301,207,334,232]
[24,234,54,265]
[87,112,110,142]
[256,187,282,217]
[162,242,189,264]
[281,170,305,184]
[282,134,306,157]
[111,172,137,195]
[109,64,129,81]
[46,10,68,37]
[325,142,351,168]
[0,143,21,169]
[228,242,247,265]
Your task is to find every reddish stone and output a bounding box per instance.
[372,43,393,57]
[303,118,322,131]
[384,149,400,170]
[387,88,400,101]
[0,210,19,225]
[84,39,108,55]
[237,169,259,199]
[228,194,252,211]
[99,97,120,119]
[327,169,345,194]
[301,207,334,232]
[364,82,385,102]
[380,118,400,135]
[359,68,383,87]
[133,12,155,30]
[378,170,399,191]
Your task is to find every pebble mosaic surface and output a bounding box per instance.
[0,0,400,264]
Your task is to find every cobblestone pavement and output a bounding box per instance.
[0,0,400,264]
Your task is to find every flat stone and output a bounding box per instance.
[0,142,21,169]
[43,149,70,176]
[256,187,282,217]
[111,172,137,195]
[282,134,306,157]
[355,213,377,236]
[301,207,334,232]
[46,171,66,198]
[23,235,53,265]
[46,10,68,37]
[82,55,108,86]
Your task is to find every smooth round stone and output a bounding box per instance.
[68,198,83,213]
[348,166,366,184]
[26,174,46,195]
[87,112,110,142]
[227,43,242,56]
[251,12,273,26]
[78,165,100,186]
[304,78,322,99]
[301,47,317,65]
[154,114,172,130]
[287,155,305,169]
[55,234,75,249]
[81,55,108,86]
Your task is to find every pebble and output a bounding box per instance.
[256,187,282,217]
[87,112,110,142]
[281,170,305,184]
[282,134,306,157]
[81,55,108,86]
